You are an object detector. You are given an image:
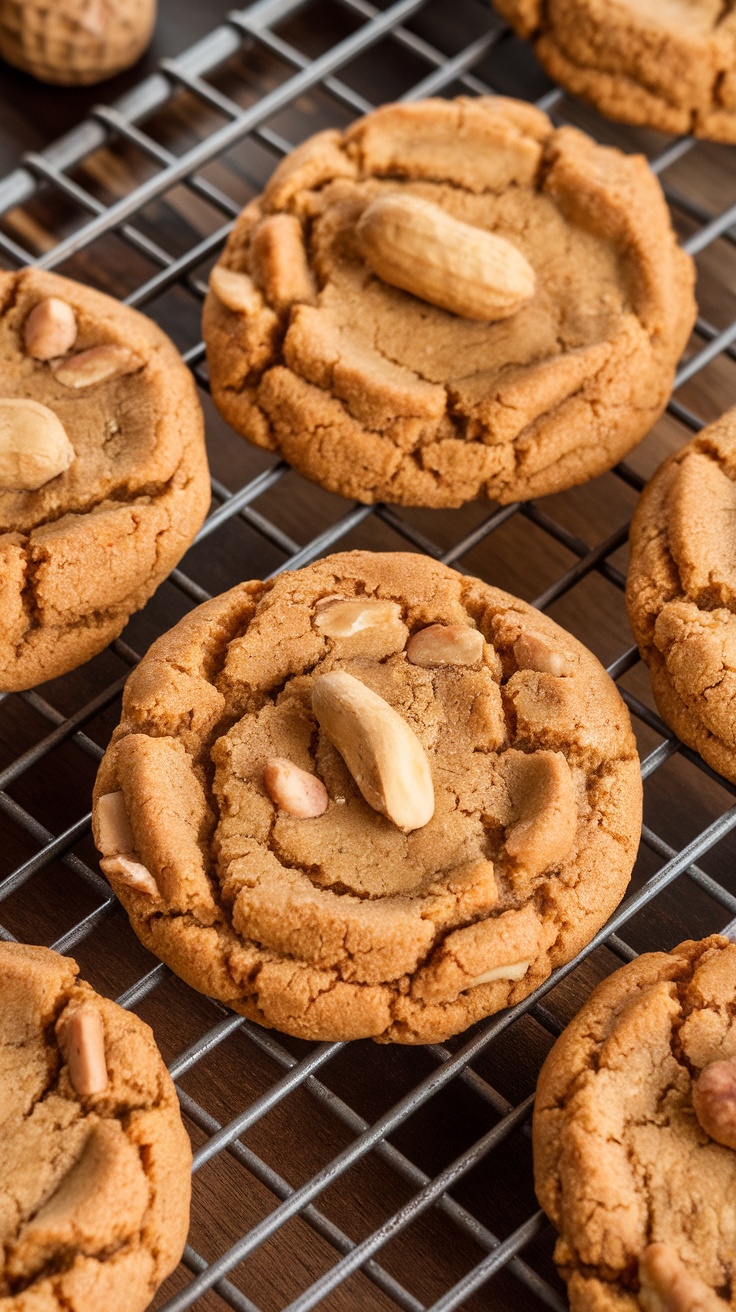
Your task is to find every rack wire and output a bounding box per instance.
[1,0,736,1308]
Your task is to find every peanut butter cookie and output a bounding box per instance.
[0,941,191,1312]
[495,0,736,142]
[534,935,736,1311]
[92,550,642,1044]
[202,96,695,509]
[0,267,211,692]
[0,0,156,85]
[626,408,736,785]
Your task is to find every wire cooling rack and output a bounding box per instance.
[2,1,736,1308]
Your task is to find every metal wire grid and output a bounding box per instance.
[1,1,736,1308]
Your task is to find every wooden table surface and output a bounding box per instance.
[2,4,736,1310]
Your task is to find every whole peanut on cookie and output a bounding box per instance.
[203,96,695,509]
[92,550,642,1045]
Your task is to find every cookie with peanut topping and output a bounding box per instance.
[0,0,156,85]
[202,95,695,509]
[495,0,736,143]
[91,550,642,1044]
[627,407,736,785]
[0,266,210,691]
[533,935,736,1311]
[0,941,191,1312]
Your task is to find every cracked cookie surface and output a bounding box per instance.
[92,550,642,1044]
[495,0,736,143]
[533,935,736,1311]
[627,408,736,786]
[0,267,211,692]
[0,942,191,1312]
[202,95,695,509]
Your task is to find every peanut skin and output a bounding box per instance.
[61,1007,108,1097]
[0,398,75,491]
[692,1056,736,1150]
[23,297,77,360]
[406,624,484,667]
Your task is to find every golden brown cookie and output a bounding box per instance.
[495,0,736,141]
[626,409,736,785]
[0,942,191,1312]
[0,267,211,692]
[91,550,642,1045]
[533,935,736,1312]
[202,96,695,509]
[0,0,156,85]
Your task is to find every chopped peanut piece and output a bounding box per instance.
[54,344,142,388]
[209,265,262,315]
[692,1056,736,1150]
[465,959,531,989]
[406,624,484,667]
[315,597,402,638]
[62,1006,107,1097]
[513,632,572,676]
[264,757,329,818]
[23,297,77,360]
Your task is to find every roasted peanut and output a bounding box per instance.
[23,297,78,360]
[315,597,403,638]
[692,1056,736,1150]
[406,624,484,667]
[61,1006,108,1097]
[312,670,434,833]
[356,194,536,321]
[0,398,75,491]
[100,853,158,897]
[54,344,142,388]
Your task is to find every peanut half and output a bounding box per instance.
[61,1006,108,1097]
[692,1056,736,1150]
[96,790,136,856]
[23,297,78,360]
[638,1243,725,1312]
[264,757,329,818]
[465,959,531,990]
[315,597,402,638]
[513,632,572,676]
[406,624,484,668]
[0,398,75,491]
[312,670,434,833]
[96,790,158,896]
[209,265,262,315]
[356,194,536,322]
[53,344,142,388]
